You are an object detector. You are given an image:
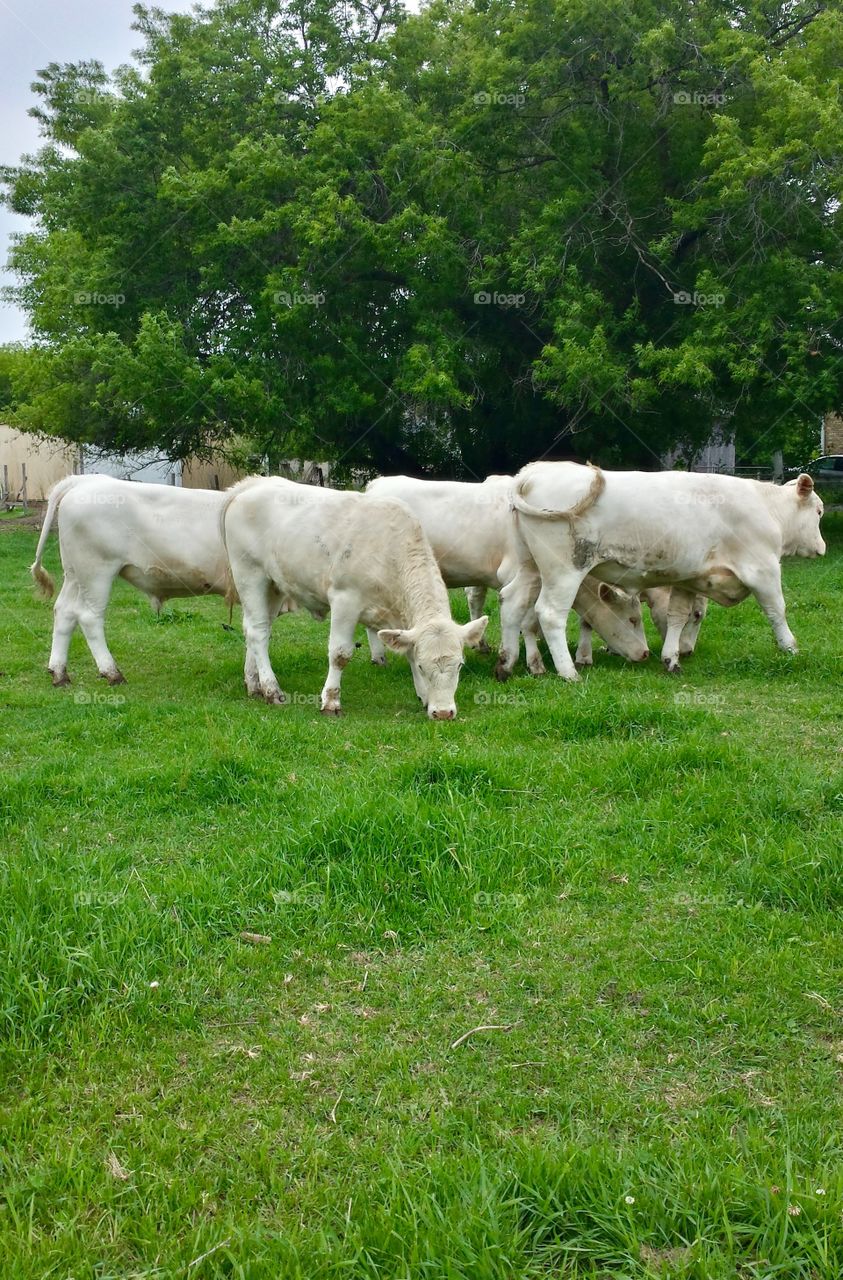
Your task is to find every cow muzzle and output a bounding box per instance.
[428,706,456,721]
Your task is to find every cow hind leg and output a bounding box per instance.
[522,606,546,675]
[239,577,286,704]
[574,619,594,668]
[496,567,540,681]
[534,572,588,681]
[48,579,81,686]
[320,594,359,715]
[73,571,125,684]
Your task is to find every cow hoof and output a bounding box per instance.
[50,670,71,687]
[370,656,387,667]
[102,670,126,686]
[494,662,512,683]
[264,690,287,706]
[663,660,681,675]
[321,705,342,717]
[574,657,593,669]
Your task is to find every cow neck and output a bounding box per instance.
[395,536,452,632]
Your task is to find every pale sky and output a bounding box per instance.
[0,0,198,343]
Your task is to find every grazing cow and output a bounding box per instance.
[511,463,825,679]
[365,474,649,679]
[641,587,709,658]
[31,474,249,685]
[221,478,488,718]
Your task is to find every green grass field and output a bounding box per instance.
[1,517,842,1279]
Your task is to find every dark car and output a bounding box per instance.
[786,455,843,485]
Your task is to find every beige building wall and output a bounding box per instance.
[180,456,245,490]
[824,414,843,454]
[0,426,80,501]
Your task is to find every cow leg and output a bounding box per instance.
[320,594,359,715]
[660,587,696,674]
[748,570,798,654]
[574,619,594,667]
[239,578,286,704]
[48,578,82,686]
[366,627,387,666]
[465,586,492,654]
[522,606,546,675]
[496,566,541,681]
[75,571,125,685]
[534,572,588,681]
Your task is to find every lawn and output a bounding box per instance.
[1,516,842,1279]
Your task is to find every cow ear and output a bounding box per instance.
[461,616,489,649]
[796,473,814,499]
[597,582,616,603]
[378,628,414,654]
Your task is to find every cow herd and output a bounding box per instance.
[30,464,826,719]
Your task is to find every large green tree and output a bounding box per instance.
[3,0,841,474]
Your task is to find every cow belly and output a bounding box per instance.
[120,563,223,599]
[591,560,749,607]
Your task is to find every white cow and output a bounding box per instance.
[31,474,244,685]
[366,474,649,679]
[221,478,488,719]
[641,587,709,658]
[512,463,825,679]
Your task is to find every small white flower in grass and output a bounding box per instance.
[787,1204,801,1216]
[624,1195,635,1205]
[149,980,160,989]
[816,1188,826,1196]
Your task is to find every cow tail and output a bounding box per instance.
[511,463,604,521]
[30,475,81,598]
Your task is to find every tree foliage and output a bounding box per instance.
[3,0,842,473]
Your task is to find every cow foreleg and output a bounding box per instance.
[574,619,594,667]
[535,572,587,681]
[321,595,359,715]
[75,571,125,685]
[748,570,798,654]
[660,587,696,674]
[465,586,492,654]
[366,627,387,666]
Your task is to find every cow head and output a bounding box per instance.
[783,474,826,558]
[577,578,650,662]
[378,615,489,719]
